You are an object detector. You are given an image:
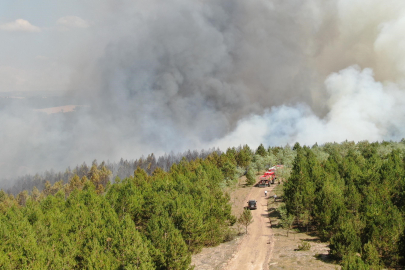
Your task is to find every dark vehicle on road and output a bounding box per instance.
[247,200,257,210]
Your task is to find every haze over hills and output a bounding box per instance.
[2,0,405,179]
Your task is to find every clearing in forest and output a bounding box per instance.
[191,175,341,270]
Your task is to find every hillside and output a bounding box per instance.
[1,141,405,269]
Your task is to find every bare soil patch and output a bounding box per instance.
[268,229,339,270]
[227,176,253,218]
[190,236,243,270]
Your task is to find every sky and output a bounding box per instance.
[1,0,405,179]
[0,1,96,93]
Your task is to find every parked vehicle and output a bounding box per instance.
[258,174,274,187]
[247,200,257,210]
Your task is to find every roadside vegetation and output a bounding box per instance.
[238,208,254,234]
[283,140,405,269]
[267,175,341,269]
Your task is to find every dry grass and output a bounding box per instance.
[267,183,341,270]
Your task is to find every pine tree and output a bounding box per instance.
[235,145,252,168]
[238,208,253,234]
[256,144,267,157]
[246,169,256,186]
[119,214,155,269]
[146,215,190,270]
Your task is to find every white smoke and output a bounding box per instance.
[211,0,405,150]
[212,66,405,149]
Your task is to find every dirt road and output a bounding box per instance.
[225,185,275,270]
[191,180,340,270]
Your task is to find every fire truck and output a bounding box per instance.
[257,166,282,187]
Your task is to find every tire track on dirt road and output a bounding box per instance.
[225,184,275,270]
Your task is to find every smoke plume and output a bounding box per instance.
[2,0,405,179]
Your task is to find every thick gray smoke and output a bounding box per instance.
[2,0,405,179]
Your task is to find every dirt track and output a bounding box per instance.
[191,178,341,270]
[225,185,275,270]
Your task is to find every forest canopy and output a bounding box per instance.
[284,140,405,269]
[1,140,405,269]
[0,145,257,269]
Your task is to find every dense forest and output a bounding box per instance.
[284,140,405,269]
[1,144,291,269]
[0,149,244,269]
[2,140,405,269]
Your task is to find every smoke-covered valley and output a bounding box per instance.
[2,0,405,181]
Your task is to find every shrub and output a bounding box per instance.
[297,241,311,251]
